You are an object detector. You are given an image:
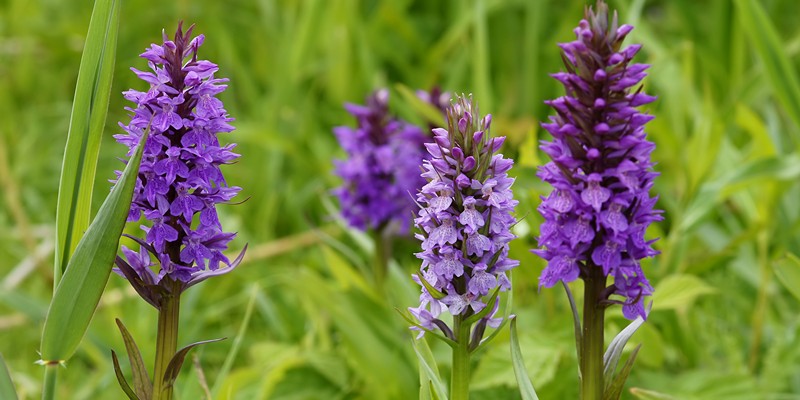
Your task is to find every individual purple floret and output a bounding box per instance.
[533,4,662,320]
[409,94,518,340]
[113,23,245,307]
[333,89,429,235]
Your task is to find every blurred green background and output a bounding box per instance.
[2,0,800,398]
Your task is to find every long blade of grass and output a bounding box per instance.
[0,354,18,400]
[53,0,121,286]
[735,0,800,137]
[40,130,146,363]
[211,285,258,397]
[510,317,539,400]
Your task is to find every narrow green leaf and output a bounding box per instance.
[679,155,800,233]
[510,317,540,400]
[561,281,582,364]
[736,0,800,135]
[603,316,645,390]
[115,319,152,400]
[463,288,500,326]
[651,275,716,311]
[211,285,258,397]
[0,354,18,400]
[603,345,642,400]
[395,84,447,127]
[419,274,446,300]
[411,337,449,400]
[419,368,432,400]
[163,338,226,389]
[54,0,122,285]
[629,387,677,400]
[725,155,800,185]
[396,308,457,347]
[471,273,514,352]
[111,350,140,400]
[41,131,147,363]
[773,253,800,302]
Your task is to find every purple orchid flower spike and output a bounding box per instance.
[533,1,662,321]
[531,2,662,399]
[408,94,518,399]
[332,89,429,236]
[409,94,518,340]
[113,22,245,308]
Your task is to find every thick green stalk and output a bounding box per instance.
[450,314,472,400]
[41,363,58,400]
[152,282,181,400]
[580,269,606,400]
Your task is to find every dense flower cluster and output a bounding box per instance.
[409,95,518,338]
[533,3,662,320]
[333,89,429,234]
[113,23,243,306]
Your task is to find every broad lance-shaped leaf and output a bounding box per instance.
[0,354,18,400]
[111,351,140,400]
[509,317,540,400]
[53,0,121,286]
[40,130,147,363]
[116,319,152,400]
[162,338,226,389]
[603,315,645,392]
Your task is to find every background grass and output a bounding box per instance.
[2,0,800,398]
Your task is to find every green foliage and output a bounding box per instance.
[773,253,800,302]
[53,0,121,285]
[40,130,145,363]
[2,0,800,398]
[114,319,152,400]
[603,318,645,397]
[509,318,540,400]
[0,354,18,400]
[413,336,449,400]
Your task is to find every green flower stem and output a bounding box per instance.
[451,314,472,400]
[373,229,391,290]
[580,268,607,400]
[41,362,58,400]
[152,281,181,400]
